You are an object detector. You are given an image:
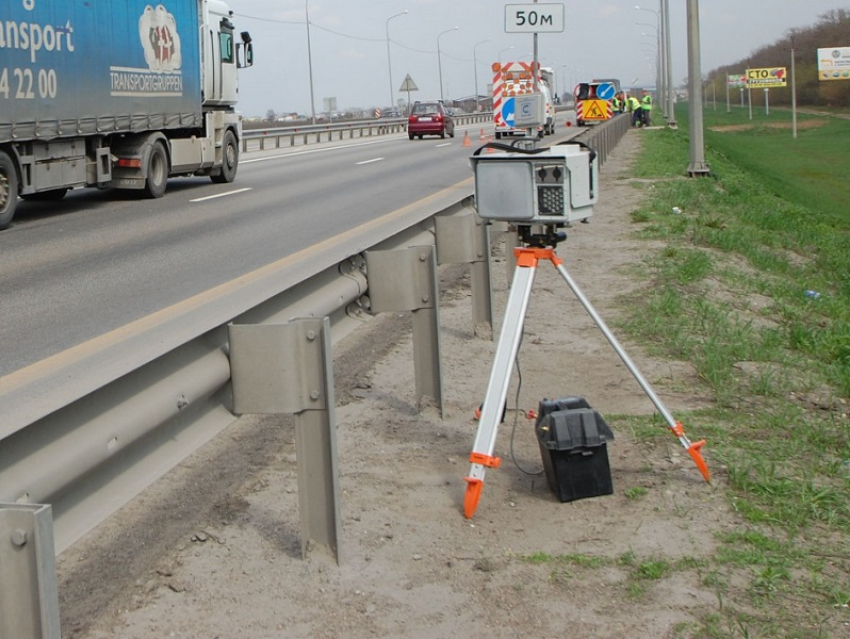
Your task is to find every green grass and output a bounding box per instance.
[493,107,850,637]
[612,103,850,637]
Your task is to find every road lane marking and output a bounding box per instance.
[0,176,475,410]
[191,188,253,202]
[356,158,385,165]
[240,139,390,164]
[435,143,453,148]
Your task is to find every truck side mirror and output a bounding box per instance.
[238,42,254,68]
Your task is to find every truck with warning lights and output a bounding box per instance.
[0,0,254,229]
[491,61,555,139]
[574,81,616,127]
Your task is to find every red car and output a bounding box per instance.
[407,101,455,140]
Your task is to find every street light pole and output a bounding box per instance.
[437,27,458,103]
[662,0,676,127]
[473,39,491,112]
[385,10,408,111]
[498,45,514,66]
[686,0,709,176]
[635,5,663,120]
[305,0,316,125]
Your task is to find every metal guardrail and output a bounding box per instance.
[0,114,630,637]
[242,113,493,151]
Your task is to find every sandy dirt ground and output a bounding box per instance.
[58,131,733,639]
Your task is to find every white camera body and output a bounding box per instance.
[471,144,598,224]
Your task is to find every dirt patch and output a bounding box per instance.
[709,118,828,132]
[59,132,734,639]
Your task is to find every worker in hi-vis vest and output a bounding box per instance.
[640,90,653,127]
[628,94,641,126]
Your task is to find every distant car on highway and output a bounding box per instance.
[407,101,455,140]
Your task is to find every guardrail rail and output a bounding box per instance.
[0,113,631,638]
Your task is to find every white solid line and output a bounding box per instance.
[356,158,385,165]
[435,143,453,148]
[191,188,253,203]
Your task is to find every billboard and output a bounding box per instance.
[817,47,850,81]
[727,74,747,89]
[746,67,787,89]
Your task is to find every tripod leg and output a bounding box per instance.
[464,258,538,518]
[552,259,710,482]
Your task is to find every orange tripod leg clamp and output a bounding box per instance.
[469,452,501,468]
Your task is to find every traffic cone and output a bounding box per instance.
[479,128,486,141]
[486,135,496,153]
[462,130,471,147]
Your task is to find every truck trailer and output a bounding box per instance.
[0,0,253,229]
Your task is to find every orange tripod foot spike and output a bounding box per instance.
[687,440,711,483]
[463,478,483,519]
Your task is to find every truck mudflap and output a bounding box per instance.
[110,133,170,198]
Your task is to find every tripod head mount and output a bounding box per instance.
[516,224,568,248]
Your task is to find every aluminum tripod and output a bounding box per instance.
[463,245,710,519]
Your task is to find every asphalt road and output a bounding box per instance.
[0,117,577,378]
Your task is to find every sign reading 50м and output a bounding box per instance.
[505,4,565,33]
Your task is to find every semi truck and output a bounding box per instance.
[0,0,254,229]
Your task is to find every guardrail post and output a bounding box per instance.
[0,503,61,639]
[228,317,342,564]
[365,246,443,415]
[435,207,493,339]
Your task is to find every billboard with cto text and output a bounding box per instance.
[746,67,787,89]
[818,47,850,81]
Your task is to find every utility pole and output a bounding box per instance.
[686,0,709,176]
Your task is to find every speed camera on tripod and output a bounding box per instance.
[470,143,598,224]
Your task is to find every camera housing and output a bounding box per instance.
[471,144,598,224]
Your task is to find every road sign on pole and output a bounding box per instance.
[504,4,565,33]
[596,82,615,101]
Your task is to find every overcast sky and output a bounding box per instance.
[230,1,848,118]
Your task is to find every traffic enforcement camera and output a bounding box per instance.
[471,144,598,225]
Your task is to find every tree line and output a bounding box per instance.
[705,9,850,108]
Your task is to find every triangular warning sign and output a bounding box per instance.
[585,100,605,119]
[399,74,419,92]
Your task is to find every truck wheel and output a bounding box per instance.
[495,132,502,140]
[143,141,168,199]
[211,129,238,184]
[0,151,18,230]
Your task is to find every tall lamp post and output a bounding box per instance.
[385,10,408,111]
[305,0,316,124]
[661,0,675,126]
[437,27,458,103]
[686,0,709,175]
[473,39,491,112]
[635,5,663,119]
[637,22,662,116]
[498,45,514,66]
